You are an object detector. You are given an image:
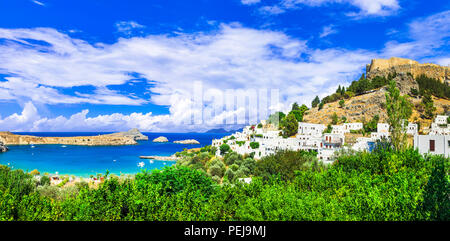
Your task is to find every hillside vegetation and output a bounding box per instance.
[303,59,450,133]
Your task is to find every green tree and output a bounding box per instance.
[311,96,320,108]
[385,80,413,151]
[282,112,299,137]
[331,112,339,125]
[318,102,324,110]
[421,92,436,119]
[339,99,345,108]
[219,144,231,155]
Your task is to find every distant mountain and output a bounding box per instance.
[205,127,243,133]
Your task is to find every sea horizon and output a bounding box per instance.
[0,132,230,177]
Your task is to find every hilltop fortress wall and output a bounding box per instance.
[366,57,450,83]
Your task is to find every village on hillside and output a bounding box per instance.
[212,114,450,162]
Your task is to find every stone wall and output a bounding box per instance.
[366,57,449,82]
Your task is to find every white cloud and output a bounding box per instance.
[1,8,448,132]
[115,21,145,36]
[31,0,45,6]
[382,10,450,61]
[241,0,261,5]
[0,24,377,131]
[259,0,400,17]
[319,25,338,38]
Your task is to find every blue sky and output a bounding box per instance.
[0,0,448,132]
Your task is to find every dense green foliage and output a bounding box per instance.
[0,146,448,221]
[415,74,450,99]
[421,92,436,119]
[318,73,396,110]
[363,114,380,133]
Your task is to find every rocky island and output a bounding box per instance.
[0,130,142,146]
[105,128,148,141]
[173,139,200,144]
[152,136,169,142]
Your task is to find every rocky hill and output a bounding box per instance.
[303,57,450,133]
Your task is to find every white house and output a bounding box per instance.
[406,123,418,135]
[331,125,346,135]
[352,137,373,152]
[318,148,337,163]
[344,123,363,132]
[435,115,448,125]
[298,123,326,137]
[414,135,450,157]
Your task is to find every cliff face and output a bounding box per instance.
[0,132,137,146]
[366,57,449,83]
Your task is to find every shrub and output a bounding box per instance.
[219,144,231,155]
[250,142,260,149]
[39,176,50,186]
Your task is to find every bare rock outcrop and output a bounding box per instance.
[0,132,137,146]
[0,141,8,153]
[366,57,449,83]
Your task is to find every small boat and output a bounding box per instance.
[61,145,67,148]
[31,145,35,148]
[163,162,166,165]
[113,159,117,162]
[149,160,154,164]
[138,162,145,168]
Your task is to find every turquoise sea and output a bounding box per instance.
[0,132,229,177]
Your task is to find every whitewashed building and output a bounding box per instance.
[344,123,363,132]
[331,125,346,135]
[414,135,450,157]
[435,115,448,125]
[406,123,419,135]
[298,123,326,137]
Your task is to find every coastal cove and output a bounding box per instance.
[0,132,229,177]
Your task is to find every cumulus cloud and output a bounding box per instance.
[0,24,377,131]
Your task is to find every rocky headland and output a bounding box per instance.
[152,136,169,142]
[173,139,200,144]
[0,131,138,146]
